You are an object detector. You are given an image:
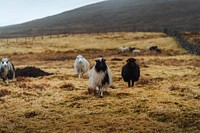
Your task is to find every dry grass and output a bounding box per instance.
[0,32,200,132]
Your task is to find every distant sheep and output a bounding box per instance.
[119,46,130,53]
[155,48,161,53]
[74,55,90,78]
[89,58,112,98]
[119,46,135,53]
[0,58,15,83]
[121,58,140,87]
[132,49,141,55]
[147,46,162,53]
[147,46,158,51]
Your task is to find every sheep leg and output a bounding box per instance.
[132,80,134,87]
[81,73,84,78]
[96,87,99,94]
[98,87,103,98]
[78,73,81,78]
[128,80,131,87]
[3,78,9,84]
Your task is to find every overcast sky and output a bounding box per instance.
[0,0,106,27]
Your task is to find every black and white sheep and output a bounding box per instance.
[119,46,135,53]
[89,58,112,98]
[74,55,90,78]
[121,58,140,87]
[0,58,15,83]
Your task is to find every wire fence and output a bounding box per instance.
[0,27,200,55]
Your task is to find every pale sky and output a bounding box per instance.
[0,0,106,27]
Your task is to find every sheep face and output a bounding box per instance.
[127,58,136,68]
[1,58,9,67]
[95,58,107,72]
[76,55,84,64]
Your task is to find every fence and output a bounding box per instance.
[163,28,200,55]
[1,28,200,55]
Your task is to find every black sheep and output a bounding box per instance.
[155,48,161,53]
[149,46,157,51]
[121,58,140,87]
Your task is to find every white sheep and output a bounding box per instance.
[74,55,90,78]
[132,49,141,55]
[119,46,130,53]
[0,58,15,83]
[89,58,112,98]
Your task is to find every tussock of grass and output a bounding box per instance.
[169,85,189,92]
[60,83,78,91]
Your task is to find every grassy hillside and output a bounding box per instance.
[0,32,200,132]
[0,0,200,38]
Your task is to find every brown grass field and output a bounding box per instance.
[0,32,200,133]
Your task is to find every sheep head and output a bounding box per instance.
[1,58,9,67]
[76,55,84,63]
[95,58,107,72]
[127,58,136,68]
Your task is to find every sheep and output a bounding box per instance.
[155,48,161,53]
[89,58,112,98]
[119,46,130,53]
[129,47,135,52]
[121,58,140,87]
[74,55,90,78]
[147,46,158,51]
[0,58,15,83]
[132,49,141,55]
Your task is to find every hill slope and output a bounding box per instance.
[0,0,200,38]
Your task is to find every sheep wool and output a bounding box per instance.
[0,58,15,83]
[89,58,112,98]
[74,55,90,78]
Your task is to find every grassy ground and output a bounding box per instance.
[0,32,200,133]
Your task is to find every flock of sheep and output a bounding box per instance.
[74,55,140,98]
[119,45,161,54]
[0,45,161,98]
[0,55,141,98]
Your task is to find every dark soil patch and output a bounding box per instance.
[24,111,38,118]
[0,89,11,97]
[15,66,53,78]
[111,58,123,61]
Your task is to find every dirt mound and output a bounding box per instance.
[15,66,52,78]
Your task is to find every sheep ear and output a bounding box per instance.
[103,59,106,62]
